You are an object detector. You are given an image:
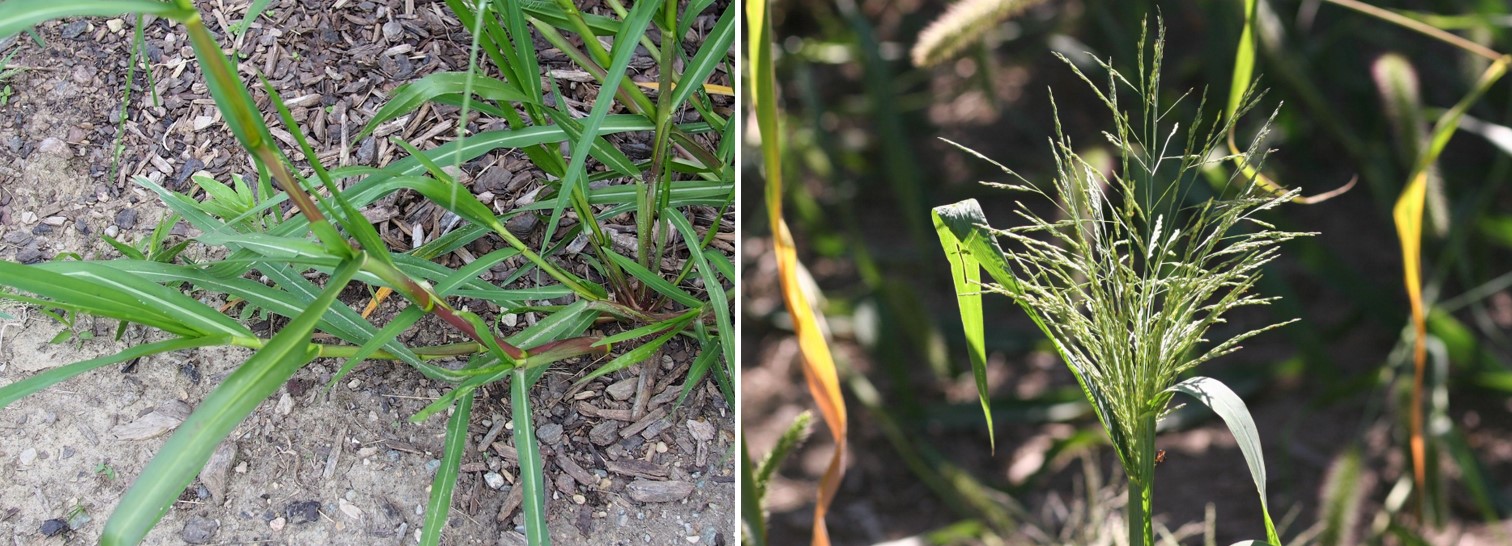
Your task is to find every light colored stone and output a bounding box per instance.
[338,498,363,519]
[484,472,505,490]
[199,441,237,502]
[18,447,37,465]
[112,400,191,440]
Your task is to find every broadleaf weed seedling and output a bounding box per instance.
[934,22,1308,546]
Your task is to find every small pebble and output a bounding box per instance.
[61,20,88,40]
[180,516,219,544]
[115,208,137,230]
[39,519,68,537]
[269,516,286,531]
[286,500,321,524]
[16,246,43,263]
[37,137,68,156]
[381,21,403,40]
[356,137,376,163]
[18,447,37,465]
[606,377,638,401]
[537,423,563,444]
[484,472,505,490]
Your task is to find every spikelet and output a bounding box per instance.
[910,0,1048,68]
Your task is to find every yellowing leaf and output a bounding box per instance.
[633,80,735,96]
[749,1,847,544]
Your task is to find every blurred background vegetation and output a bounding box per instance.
[740,0,1512,544]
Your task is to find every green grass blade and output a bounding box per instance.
[0,335,227,409]
[359,72,531,139]
[409,300,600,422]
[381,170,604,299]
[593,309,698,348]
[602,249,702,307]
[539,99,640,178]
[0,0,188,38]
[100,257,361,546]
[71,259,427,368]
[1227,0,1259,120]
[420,388,474,546]
[229,0,273,40]
[512,367,550,545]
[194,231,339,264]
[0,261,200,337]
[665,3,733,113]
[328,305,426,389]
[676,334,721,406]
[41,262,251,338]
[666,211,732,379]
[539,0,659,248]
[258,76,391,261]
[577,317,689,385]
[520,179,733,210]
[1167,376,1280,545]
[931,201,996,451]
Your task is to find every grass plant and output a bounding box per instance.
[934,23,1300,546]
[0,1,733,545]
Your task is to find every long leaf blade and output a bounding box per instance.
[512,367,549,545]
[100,258,362,546]
[420,389,474,546]
[1168,376,1280,545]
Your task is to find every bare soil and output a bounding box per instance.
[0,2,735,545]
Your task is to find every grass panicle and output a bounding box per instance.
[935,21,1303,546]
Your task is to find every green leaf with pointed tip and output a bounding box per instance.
[420,388,474,546]
[578,313,695,386]
[0,336,227,410]
[1168,376,1280,545]
[101,257,361,546]
[360,72,532,139]
[933,198,1126,461]
[539,102,639,178]
[603,249,702,308]
[664,3,734,114]
[0,262,202,338]
[512,366,550,546]
[666,211,733,383]
[540,0,659,248]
